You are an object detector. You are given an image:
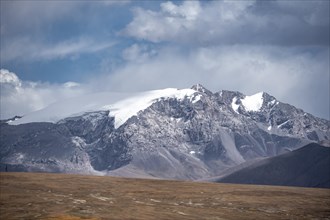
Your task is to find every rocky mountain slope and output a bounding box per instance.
[1,84,329,182]
[215,143,330,188]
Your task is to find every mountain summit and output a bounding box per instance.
[191,84,212,95]
[1,85,329,183]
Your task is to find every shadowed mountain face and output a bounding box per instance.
[216,143,330,188]
[0,85,329,183]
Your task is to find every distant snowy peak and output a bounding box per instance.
[191,84,213,96]
[241,92,264,112]
[103,88,199,128]
[9,88,200,128]
[230,92,278,114]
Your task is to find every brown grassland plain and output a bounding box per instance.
[0,172,329,219]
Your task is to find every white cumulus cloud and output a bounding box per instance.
[0,69,22,87]
[0,69,88,119]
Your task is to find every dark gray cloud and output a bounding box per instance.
[123,0,329,46]
[1,1,80,36]
[0,1,129,36]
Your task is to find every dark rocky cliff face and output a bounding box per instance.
[0,85,329,180]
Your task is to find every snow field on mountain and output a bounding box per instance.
[241,92,264,112]
[231,92,264,114]
[10,88,199,128]
[231,97,240,114]
[103,88,198,128]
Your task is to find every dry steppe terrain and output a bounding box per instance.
[0,172,329,220]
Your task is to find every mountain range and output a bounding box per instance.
[1,84,329,187]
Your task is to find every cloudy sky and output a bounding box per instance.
[0,0,329,119]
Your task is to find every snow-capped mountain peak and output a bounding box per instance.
[230,91,280,114]
[191,83,206,92]
[241,92,264,112]
[102,88,198,128]
[9,87,199,128]
[191,84,213,96]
